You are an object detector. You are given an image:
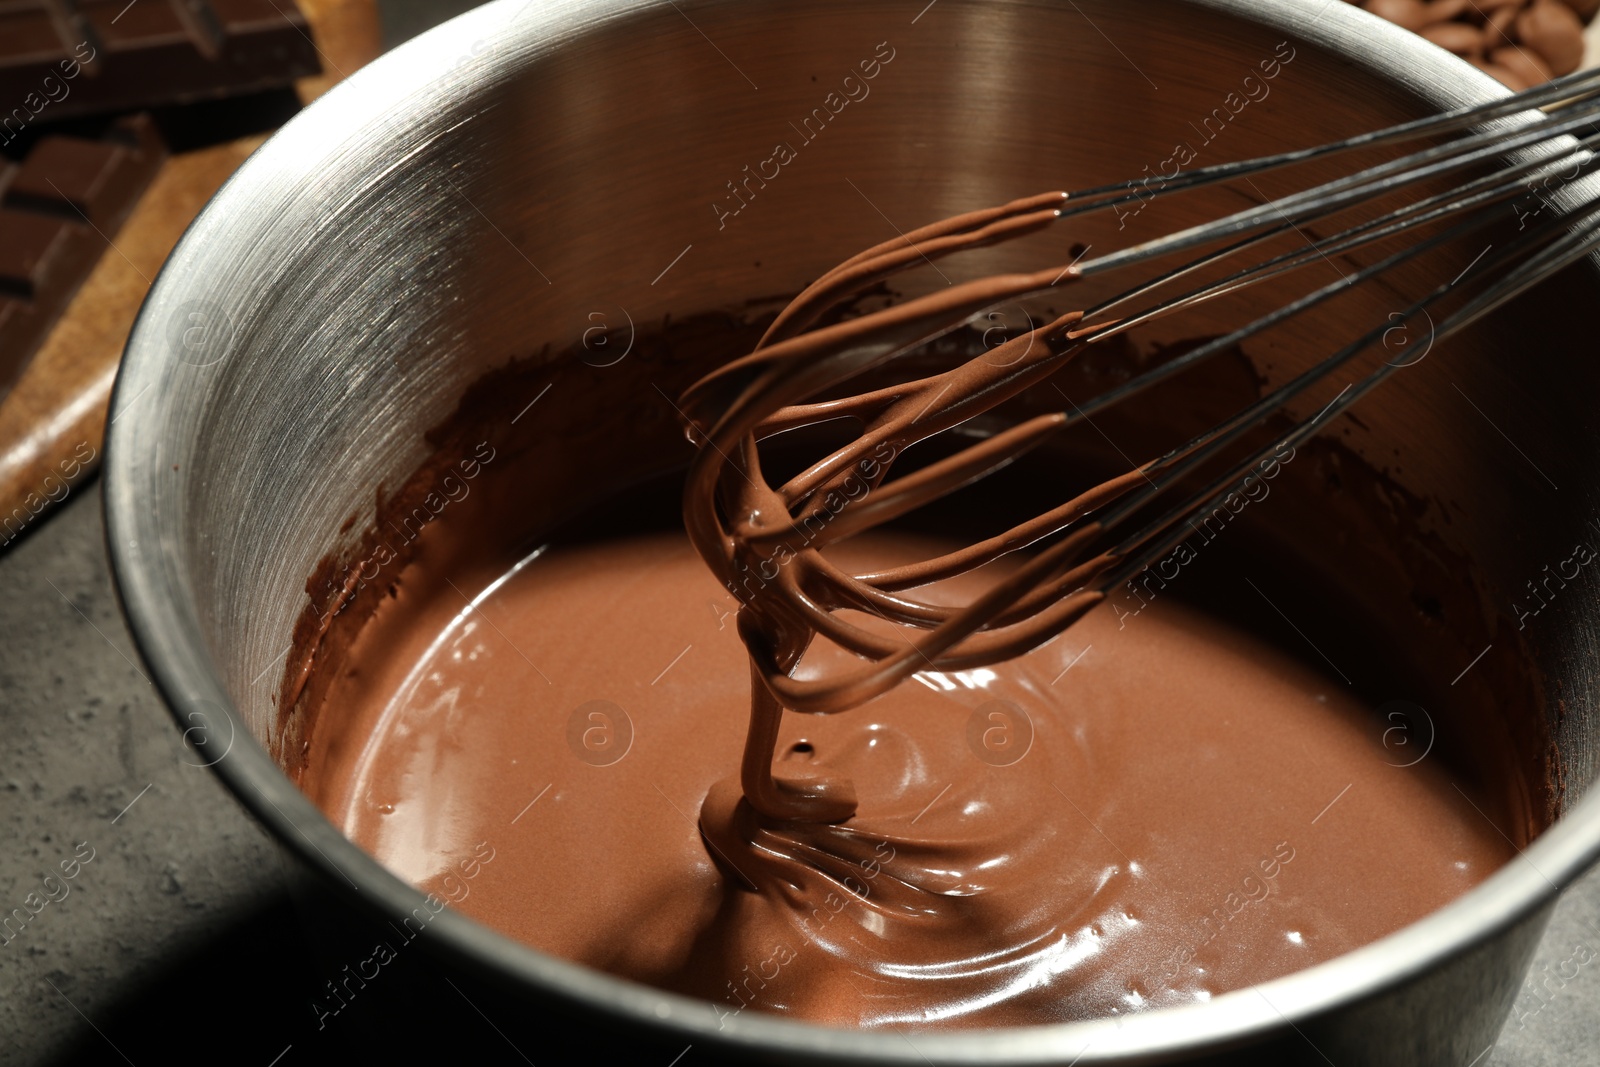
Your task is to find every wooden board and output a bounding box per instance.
[0,0,381,551]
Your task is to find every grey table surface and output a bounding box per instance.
[2,484,1599,1065]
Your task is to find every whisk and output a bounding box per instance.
[677,67,1600,825]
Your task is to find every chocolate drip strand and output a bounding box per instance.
[681,71,1600,824]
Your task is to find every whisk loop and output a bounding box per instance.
[679,67,1600,824]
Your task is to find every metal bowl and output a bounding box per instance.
[104,0,1600,1062]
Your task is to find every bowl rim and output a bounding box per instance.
[104,0,1600,1060]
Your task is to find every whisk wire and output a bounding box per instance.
[1078,88,1600,278]
[679,72,1600,747]
[1059,66,1600,223]
[1081,128,1600,336]
[1093,190,1600,598]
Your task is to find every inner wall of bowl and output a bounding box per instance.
[156,0,1599,815]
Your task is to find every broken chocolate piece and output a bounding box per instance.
[0,0,321,126]
[0,112,167,400]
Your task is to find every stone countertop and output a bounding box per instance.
[0,484,1596,1064]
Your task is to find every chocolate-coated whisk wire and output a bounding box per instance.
[683,88,1600,439]
[678,72,1600,736]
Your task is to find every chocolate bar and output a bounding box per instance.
[0,112,166,399]
[0,0,321,128]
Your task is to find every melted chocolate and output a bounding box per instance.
[680,192,1113,828]
[301,526,1511,1027]
[286,206,1545,1026]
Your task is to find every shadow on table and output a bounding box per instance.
[40,884,689,1067]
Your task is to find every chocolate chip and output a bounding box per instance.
[1554,0,1600,22]
[1483,4,1520,50]
[1491,43,1555,84]
[1421,20,1488,54]
[1422,0,1474,22]
[1364,0,1432,31]
[1470,56,1529,89]
[1516,0,1586,75]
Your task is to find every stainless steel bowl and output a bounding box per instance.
[105,0,1600,1062]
